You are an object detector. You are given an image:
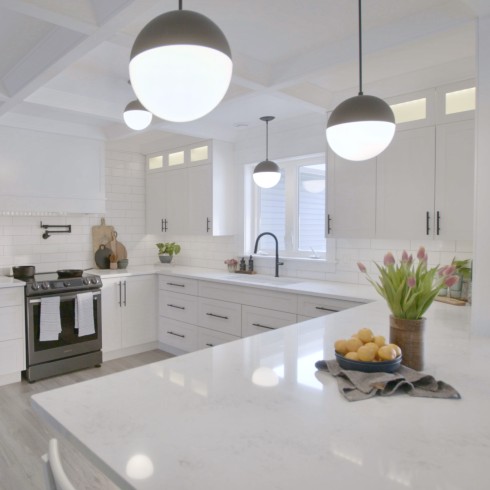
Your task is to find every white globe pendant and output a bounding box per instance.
[129,9,232,123]
[253,116,281,189]
[123,100,152,130]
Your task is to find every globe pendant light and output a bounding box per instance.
[326,0,395,161]
[253,116,281,189]
[129,0,232,123]
[123,99,152,130]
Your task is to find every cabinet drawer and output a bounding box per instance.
[297,295,362,318]
[0,338,25,374]
[0,305,24,341]
[159,291,198,324]
[241,306,296,338]
[159,317,198,352]
[198,298,241,336]
[199,281,297,314]
[0,288,23,308]
[159,275,198,295]
[197,327,239,350]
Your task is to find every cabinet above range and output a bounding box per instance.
[146,140,236,236]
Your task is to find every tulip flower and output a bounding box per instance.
[444,275,460,288]
[417,246,426,260]
[401,250,409,263]
[383,252,395,266]
[407,276,416,288]
[357,262,367,273]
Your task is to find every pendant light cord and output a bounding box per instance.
[178,0,183,10]
[358,0,363,96]
[265,120,269,160]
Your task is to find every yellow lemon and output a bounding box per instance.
[388,343,402,358]
[364,342,378,353]
[345,351,360,361]
[374,335,386,348]
[378,345,397,361]
[334,339,348,355]
[345,337,363,353]
[357,345,376,362]
[357,328,374,343]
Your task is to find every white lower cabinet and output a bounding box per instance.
[241,305,297,338]
[198,297,241,337]
[159,317,198,351]
[197,328,239,349]
[0,287,25,383]
[102,275,157,357]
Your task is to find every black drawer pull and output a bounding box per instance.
[206,343,214,347]
[167,282,185,287]
[167,331,185,338]
[206,312,229,320]
[167,304,185,310]
[252,323,275,330]
[315,306,337,312]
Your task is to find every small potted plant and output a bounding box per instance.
[224,258,238,272]
[156,242,181,264]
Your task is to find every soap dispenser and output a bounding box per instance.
[239,257,246,271]
[248,255,254,272]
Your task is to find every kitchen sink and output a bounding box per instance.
[223,274,302,286]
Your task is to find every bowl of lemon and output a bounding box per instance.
[334,328,402,373]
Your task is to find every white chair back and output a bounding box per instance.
[41,438,77,490]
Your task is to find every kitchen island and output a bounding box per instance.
[32,299,489,490]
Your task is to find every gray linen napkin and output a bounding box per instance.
[315,359,461,402]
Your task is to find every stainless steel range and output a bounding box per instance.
[23,271,103,382]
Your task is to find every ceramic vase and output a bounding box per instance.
[389,315,426,371]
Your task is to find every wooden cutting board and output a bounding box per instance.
[110,231,128,260]
[92,218,114,254]
[435,296,467,306]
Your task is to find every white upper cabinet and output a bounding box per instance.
[376,126,436,239]
[0,126,105,213]
[327,150,376,238]
[146,140,236,236]
[434,119,475,240]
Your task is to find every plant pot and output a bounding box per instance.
[389,315,426,371]
[159,255,173,264]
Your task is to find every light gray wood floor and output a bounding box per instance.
[0,349,174,490]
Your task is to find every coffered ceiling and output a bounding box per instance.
[0,0,486,150]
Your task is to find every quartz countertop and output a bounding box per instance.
[0,276,26,289]
[92,265,379,303]
[31,299,489,490]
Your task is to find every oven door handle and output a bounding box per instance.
[28,291,101,304]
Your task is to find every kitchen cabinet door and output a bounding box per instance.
[101,278,123,353]
[188,164,212,235]
[122,275,157,348]
[376,126,436,239]
[146,169,188,235]
[327,149,376,238]
[435,120,474,240]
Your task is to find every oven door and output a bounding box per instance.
[26,290,102,366]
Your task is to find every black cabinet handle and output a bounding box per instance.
[167,304,185,310]
[327,214,332,234]
[436,211,441,235]
[167,331,185,338]
[123,281,127,307]
[206,312,229,320]
[206,217,211,233]
[426,211,430,235]
[252,323,275,330]
[315,306,337,312]
[161,219,168,232]
[118,281,122,307]
[166,282,185,288]
[205,343,214,347]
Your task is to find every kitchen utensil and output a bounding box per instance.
[335,352,402,373]
[12,265,36,279]
[91,218,114,255]
[94,244,112,269]
[56,269,89,279]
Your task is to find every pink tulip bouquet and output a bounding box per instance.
[357,247,460,320]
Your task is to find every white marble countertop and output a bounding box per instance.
[32,299,489,490]
[0,276,26,289]
[92,265,378,303]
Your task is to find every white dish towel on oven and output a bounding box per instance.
[75,292,95,337]
[40,296,62,342]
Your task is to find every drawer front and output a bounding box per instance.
[241,306,297,338]
[297,295,362,318]
[198,298,241,336]
[159,317,198,352]
[199,281,297,314]
[159,291,198,324]
[0,305,24,341]
[0,338,25,374]
[159,275,198,295]
[197,327,239,350]
[0,288,23,308]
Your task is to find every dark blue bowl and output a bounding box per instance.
[335,352,402,373]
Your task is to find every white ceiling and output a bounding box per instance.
[0,0,486,151]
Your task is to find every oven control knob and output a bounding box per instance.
[31,283,40,290]
[63,281,70,287]
[83,278,90,285]
[90,278,98,284]
[41,282,49,290]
